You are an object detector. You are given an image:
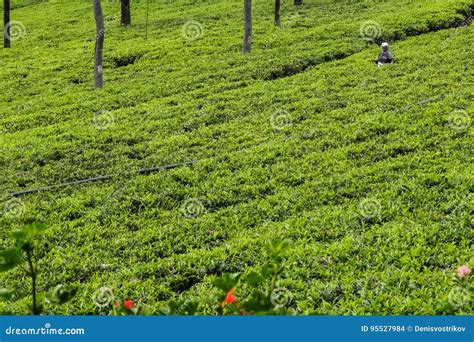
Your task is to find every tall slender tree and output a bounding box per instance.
[243,0,252,53]
[93,0,105,89]
[121,0,131,26]
[3,0,10,48]
[274,0,281,26]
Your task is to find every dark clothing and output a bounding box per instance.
[376,50,394,64]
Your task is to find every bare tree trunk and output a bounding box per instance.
[3,0,10,48]
[274,0,281,26]
[294,0,303,5]
[93,0,105,89]
[243,0,252,53]
[121,0,131,26]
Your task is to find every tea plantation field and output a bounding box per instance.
[0,0,473,314]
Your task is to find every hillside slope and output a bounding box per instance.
[0,0,473,314]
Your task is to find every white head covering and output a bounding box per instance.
[381,42,389,48]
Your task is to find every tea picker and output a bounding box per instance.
[375,42,395,67]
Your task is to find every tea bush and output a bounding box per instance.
[0,0,472,314]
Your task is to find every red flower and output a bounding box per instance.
[124,300,134,310]
[221,288,236,306]
[114,301,120,307]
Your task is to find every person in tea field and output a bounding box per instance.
[375,42,394,67]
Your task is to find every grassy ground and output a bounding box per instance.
[0,0,473,314]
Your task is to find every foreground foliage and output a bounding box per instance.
[0,223,77,314]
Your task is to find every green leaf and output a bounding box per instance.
[241,290,273,314]
[21,242,34,253]
[245,271,264,287]
[46,284,78,305]
[11,222,48,247]
[159,300,199,315]
[212,273,240,292]
[0,247,23,272]
[265,240,289,261]
[261,263,283,278]
[0,288,13,301]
